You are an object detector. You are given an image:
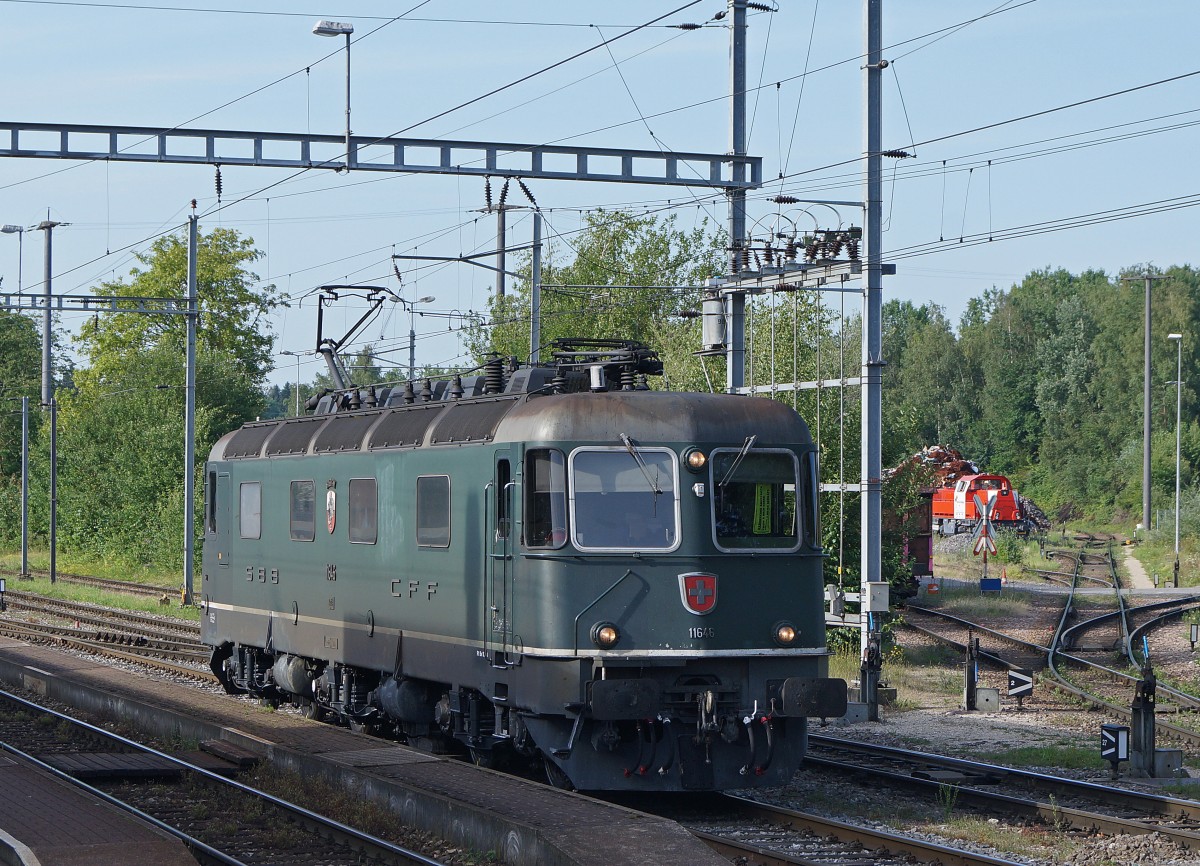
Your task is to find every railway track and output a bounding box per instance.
[905,539,1200,747]
[0,616,216,682]
[688,795,1029,865]
[0,688,446,865]
[807,736,1200,849]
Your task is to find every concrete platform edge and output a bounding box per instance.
[0,653,593,866]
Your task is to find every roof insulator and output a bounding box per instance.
[882,149,914,159]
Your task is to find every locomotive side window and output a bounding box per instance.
[569,447,679,552]
[348,478,378,544]
[802,451,821,549]
[525,449,567,549]
[206,470,217,533]
[289,480,316,541]
[496,459,511,540]
[239,481,262,540]
[710,449,801,551]
[416,475,451,547]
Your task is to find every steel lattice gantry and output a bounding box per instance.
[0,122,761,189]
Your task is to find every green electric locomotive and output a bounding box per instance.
[201,340,845,791]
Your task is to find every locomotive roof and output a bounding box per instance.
[211,389,812,462]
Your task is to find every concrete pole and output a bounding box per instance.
[37,220,60,406]
[495,206,507,299]
[725,0,747,393]
[19,397,28,578]
[184,215,198,606]
[49,398,56,584]
[861,0,884,666]
[1143,273,1152,532]
[344,31,352,170]
[530,212,542,364]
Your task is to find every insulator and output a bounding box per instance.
[190,198,197,210]
[484,355,505,394]
[393,261,403,283]
[214,166,223,200]
[484,176,493,211]
[829,238,843,258]
[673,22,702,30]
[882,149,913,159]
[420,379,434,402]
[741,247,751,269]
[498,178,510,208]
[517,178,537,207]
[635,374,650,391]
[730,250,741,274]
[805,241,818,262]
[764,245,775,267]
[785,237,797,260]
[620,369,636,391]
[848,238,860,260]
[347,389,361,410]
[550,368,569,394]
[752,249,762,270]
[769,195,799,204]
[746,1,773,11]
[449,375,464,400]
[402,381,415,405]
[365,385,378,408]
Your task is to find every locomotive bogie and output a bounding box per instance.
[201,371,844,790]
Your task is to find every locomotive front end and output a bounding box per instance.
[503,389,847,791]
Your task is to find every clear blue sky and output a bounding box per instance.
[3,0,1198,388]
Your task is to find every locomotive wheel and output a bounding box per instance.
[300,699,325,722]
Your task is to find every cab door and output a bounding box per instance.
[484,452,517,665]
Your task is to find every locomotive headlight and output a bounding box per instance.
[591,622,621,649]
[684,448,707,472]
[773,621,797,646]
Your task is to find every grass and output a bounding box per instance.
[975,744,1102,770]
[829,645,963,708]
[0,548,182,588]
[0,573,200,621]
[915,584,1035,620]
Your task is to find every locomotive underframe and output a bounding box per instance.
[207,610,841,790]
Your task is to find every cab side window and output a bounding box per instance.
[348,478,378,544]
[239,481,261,540]
[416,475,450,547]
[290,480,315,541]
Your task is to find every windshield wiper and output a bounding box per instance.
[620,433,663,496]
[719,434,757,487]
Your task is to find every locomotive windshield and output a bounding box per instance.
[569,447,679,551]
[711,449,801,551]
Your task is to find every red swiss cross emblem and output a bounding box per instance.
[678,572,717,616]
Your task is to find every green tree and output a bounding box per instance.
[0,311,41,478]
[465,210,724,365]
[75,226,284,387]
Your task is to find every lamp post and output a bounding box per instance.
[404,295,436,380]
[280,350,306,415]
[312,19,354,170]
[37,220,63,406]
[1169,332,1183,586]
[1,224,25,294]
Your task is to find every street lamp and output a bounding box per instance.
[403,295,436,380]
[312,19,354,170]
[1169,332,1184,586]
[280,350,308,415]
[1,224,25,294]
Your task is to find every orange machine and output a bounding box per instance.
[931,473,1027,536]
